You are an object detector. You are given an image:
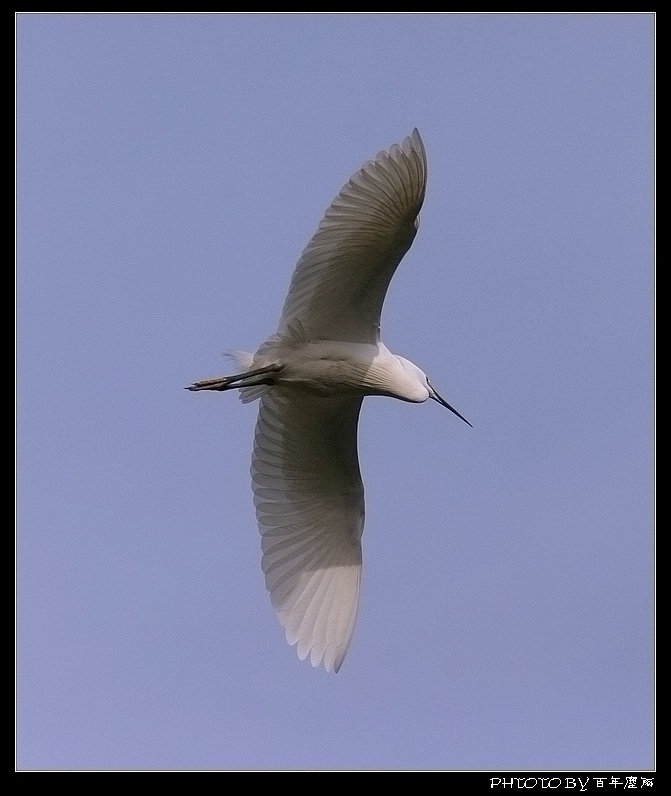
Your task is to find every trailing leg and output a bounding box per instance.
[186,364,282,392]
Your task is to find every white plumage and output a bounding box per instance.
[189,130,470,672]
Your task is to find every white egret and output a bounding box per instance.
[188,130,470,672]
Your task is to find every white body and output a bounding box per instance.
[241,336,431,403]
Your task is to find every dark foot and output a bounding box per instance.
[186,376,235,392]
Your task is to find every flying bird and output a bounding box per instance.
[188,130,470,672]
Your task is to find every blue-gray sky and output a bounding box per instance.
[17,13,654,771]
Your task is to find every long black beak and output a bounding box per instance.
[429,384,472,427]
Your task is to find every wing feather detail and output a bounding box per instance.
[279,129,427,343]
[252,389,365,672]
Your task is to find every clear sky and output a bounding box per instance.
[17,13,654,771]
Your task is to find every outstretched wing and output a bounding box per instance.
[252,390,364,672]
[278,129,427,344]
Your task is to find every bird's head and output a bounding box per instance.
[396,356,472,427]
